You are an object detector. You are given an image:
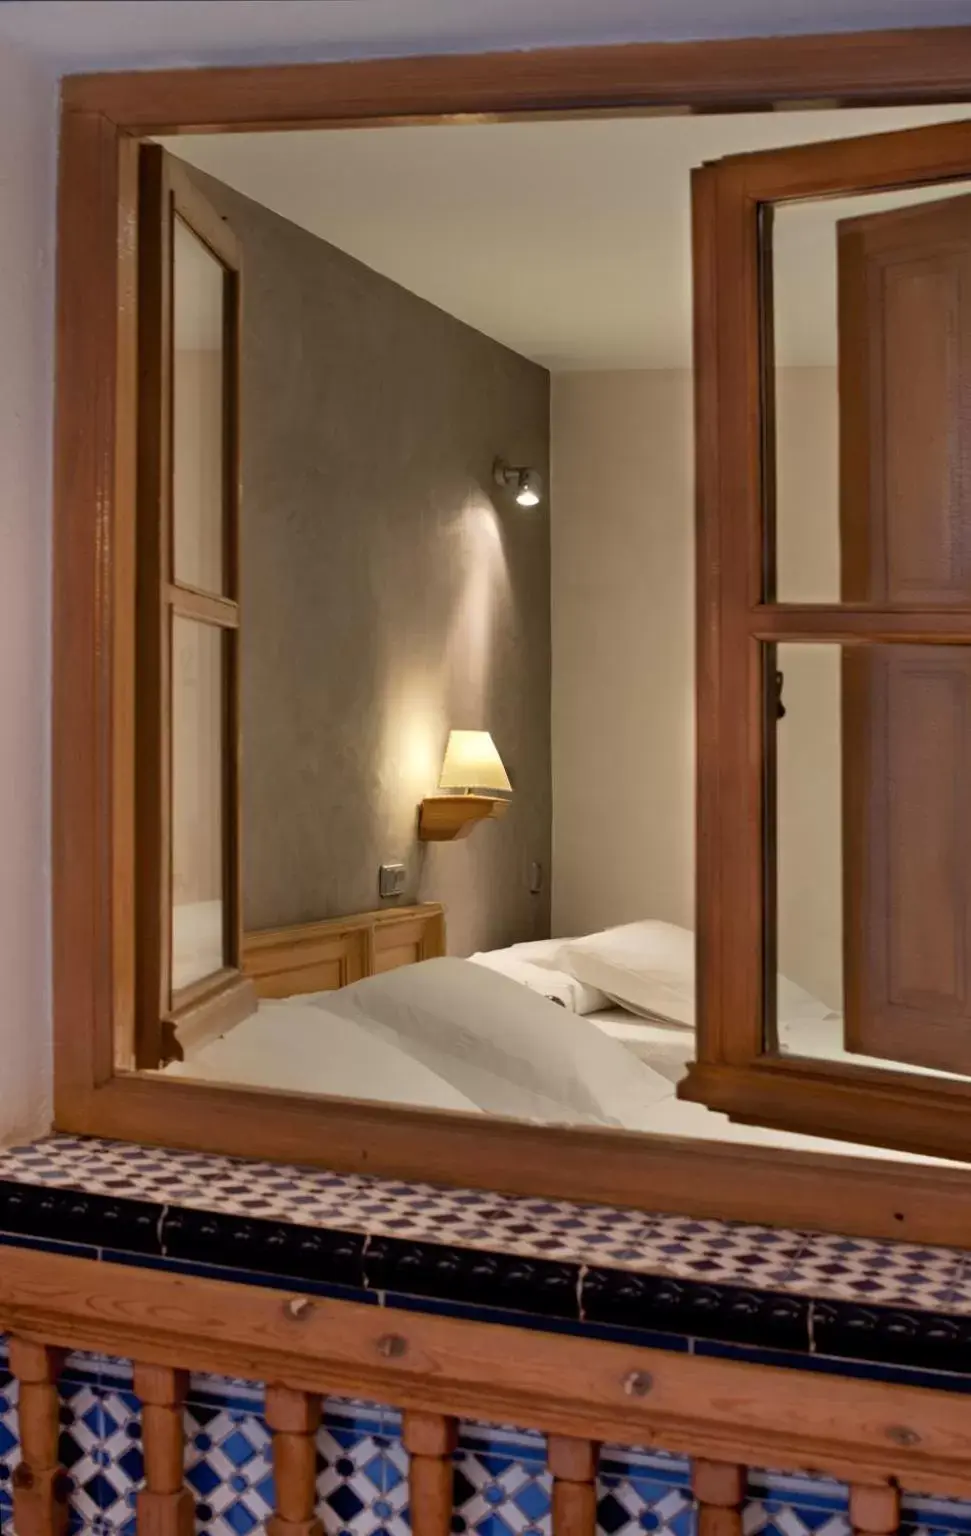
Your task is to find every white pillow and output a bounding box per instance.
[321,957,674,1129]
[468,950,609,1014]
[560,920,833,1029]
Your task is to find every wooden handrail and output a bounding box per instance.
[0,1244,963,1536]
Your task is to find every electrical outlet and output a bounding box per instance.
[379,862,407,899]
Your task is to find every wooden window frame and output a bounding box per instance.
[134,145,252,1070]
[679,118,971,1159]
[53,28,971,1246]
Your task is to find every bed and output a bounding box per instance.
[163,905,946,1162]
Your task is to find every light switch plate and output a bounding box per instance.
[379,862,407,898]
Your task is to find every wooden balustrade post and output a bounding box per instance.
[549,1435,600,1536]
[403,1411,458,1536]
[692,1460,747,1536]
[8,1338,70,1536]
[265,1384,323,1536]
[133,1363,194,1536]
[850,1484,900,1536]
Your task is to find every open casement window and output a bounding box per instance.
[133,145,254,1070]
[684,118,971,1161]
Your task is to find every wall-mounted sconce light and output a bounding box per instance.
[494,458,542,508]
[418,730,513,841]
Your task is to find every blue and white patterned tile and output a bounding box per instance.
[184,1395,274,1536]
[779,1234,963,1308]
[454,1443,551,1536]
[94,1385,143,1534]
[597,1469,694,1536]
[902,1491,971,1536]
[57,1377,111,1530]
[318,1404,409,1536]
[0,1135,801,1286]
[744,1496,850,1536]
[4,1135,971,1309]
[600,1214,806,1288]
[0,1350,16,1534]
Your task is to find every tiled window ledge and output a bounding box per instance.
[2,1135,971,1392]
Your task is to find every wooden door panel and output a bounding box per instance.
[840,192,971,1074]
[843,646,971,1072]
[839,193,971,607]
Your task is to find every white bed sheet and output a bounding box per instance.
[168,962,958,1164]
[164,999,481,1114]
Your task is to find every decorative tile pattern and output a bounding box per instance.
[185,1394,274,1536]
[0,1351,15,1533]
[933,1255,971,1319]
[318,1406,409,1536]
[5,1345,971,1536]
[744,1494,850,1536]
[599,1476,694,1536]
[604,1217,805,1289]
[4,1134,971,1324]
[782,1235,963,1308]
[454,1445,551,1536]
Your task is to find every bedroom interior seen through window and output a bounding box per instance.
[128,103,971,1165]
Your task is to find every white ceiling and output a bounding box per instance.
[166,106,971,371]
[2,0,970,72]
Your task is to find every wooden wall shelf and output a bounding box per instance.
[418,795,508,841]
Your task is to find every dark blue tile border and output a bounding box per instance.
[0,1181,160,1254]
[583,1266,810,1352]
[161,1205,366,1287]
[381,1288,691,1349]
[693,1336,971,1392]
[104,1248,378,1304]
[0,1230,100,1262]
[365,1235,579,1319]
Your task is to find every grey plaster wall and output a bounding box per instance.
[187,167,551,955]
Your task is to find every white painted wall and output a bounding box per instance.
[551,372,696,939]
[551,368,843,1010]
[0,39,57,1143]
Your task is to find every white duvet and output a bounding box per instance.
[164,1000,481,1114]
[167,957,675,1130]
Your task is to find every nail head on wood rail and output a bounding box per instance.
[623,1371,654,1398]
[284,1297,315,1321]
[376,1334,408,1359]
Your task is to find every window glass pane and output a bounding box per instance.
[172,616,226,992]
[173,215,227,595]
[770,179,971,604]
[772,640,971,1083]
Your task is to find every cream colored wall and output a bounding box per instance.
[551,371,695,939]
[0,39,56,1144]
[775,368,842,1012]
[171,348,225,914]
[551,367,843,1011]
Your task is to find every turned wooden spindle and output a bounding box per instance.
[549,1435,600,1536]
[265,1385,323,1536]
[403,1411,458,1536]
[133,1363,194,1536]
[8,1338,69,1536]
[850,1483,900,1536]
[692,1460,747,1536]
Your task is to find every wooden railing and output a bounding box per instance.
[0,1246,965,1536]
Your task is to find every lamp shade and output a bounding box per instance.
[438,730,512,793]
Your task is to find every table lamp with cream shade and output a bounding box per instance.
[418,730,513,841]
